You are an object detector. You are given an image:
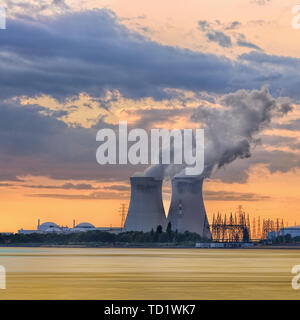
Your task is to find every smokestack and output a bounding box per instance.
[167,177,211,238]
[38,219,40,229]
[124,176,166,232]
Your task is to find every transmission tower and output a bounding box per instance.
[252,217,256,240]
[119,203,127,230]
[257,216,261,239]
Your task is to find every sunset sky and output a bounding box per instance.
[1,0,300,232]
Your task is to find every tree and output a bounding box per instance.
[156,225,163,234]
[166,222,172,234]
[242,228,250,242]
[285,233,292,243]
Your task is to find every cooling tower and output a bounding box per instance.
[167,177,211,239]
[124,177,166,232]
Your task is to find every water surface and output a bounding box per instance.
[0,247,299,299]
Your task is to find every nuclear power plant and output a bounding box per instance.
[124,177,166,232]
[124,175,212,239]
[167,177,211,239]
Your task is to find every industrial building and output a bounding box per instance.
[268,226,300,239]
[124,176,166,232]
[18,220,122,234]
[124,175,212,238]
[167,177,211,239]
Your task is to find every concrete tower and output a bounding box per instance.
[167,177,211,238]
[124,176,166,232]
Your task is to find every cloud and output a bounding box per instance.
[0,9,298,104]
[273,118,300,131]
[259,134,299,147]
[0,174,24,181]
[226,21,241,30]
[5,0,71,18]
[0,9,294,103]
[198,20,210,32]
[239,52,300,98]
[204,190,270,201]
[191,87,292,177]
[103,185,130,191]
[28,188,270,201]
[0,86,297,185]
[251,0,271,5]
[198,20,232,48]
[27,190,129,200]
[0,10,252,100]
[0,99,143,182]
[0,183,15,187]
[206,30,232,48]
[23,183,98,190]
[211,148,300,183]
[198,20,261,51]
[236,34,261,50]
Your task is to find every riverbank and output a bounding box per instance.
[1,242,300,249]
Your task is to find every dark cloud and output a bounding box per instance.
[198,20,261,51]
[0,174,24,181]
[206,30,232,48]
[236,35,261,50]
[240,51,300,66]
[198,20,232,48]
[204,190,270,201]
[5,0,70,18]
[0,10,297,102]
[226,21,241,30]
[27,191,129,200]
[198,20,210,32]
[211,148,300,183]
[103,185,130,191]
[0,100,146,182]
[259,134,299,147]
[0,10,250,100]
[239,52,300,99]
[28,188,269,202]
[23,183,98,190]
[0,88,298,185]
[273,118,300,131]
[0,183,15,187]
[0,9,292,101]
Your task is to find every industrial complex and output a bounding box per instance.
[18,220,122,235]
[16,175,300,242]
[124,176,211,238]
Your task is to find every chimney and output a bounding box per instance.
[124,176,166,232]
[167,177,211,238]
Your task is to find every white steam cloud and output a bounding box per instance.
[144,87,292,179]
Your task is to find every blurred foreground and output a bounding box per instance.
[0,248,300,299]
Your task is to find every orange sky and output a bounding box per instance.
[0,0,300,232]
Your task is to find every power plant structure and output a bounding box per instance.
[124,176,166,232]
[166,177,211,239]
[124,175,212,239]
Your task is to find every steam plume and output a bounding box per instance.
[144,87,292,179]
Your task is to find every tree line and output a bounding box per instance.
[0,223,210,245]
